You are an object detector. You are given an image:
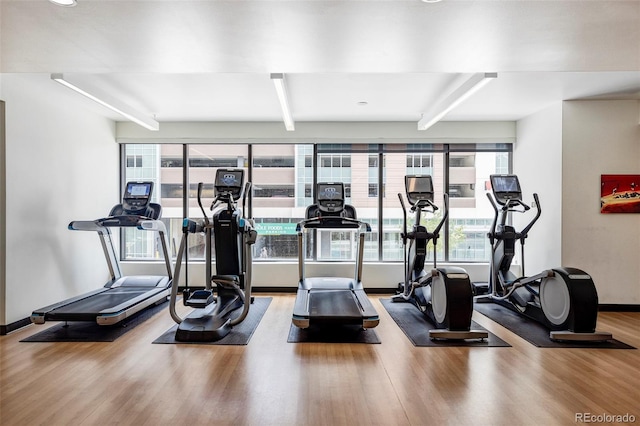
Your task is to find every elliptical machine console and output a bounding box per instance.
[393,175,487,340]
[477,174,612,342]
[169,169,257,342]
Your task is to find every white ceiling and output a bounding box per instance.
[1,0,640,126]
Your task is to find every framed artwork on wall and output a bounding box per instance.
[601,174,640,213]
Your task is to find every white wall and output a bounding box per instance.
[0,100,6,325]
[1,74,119,325]
[562,100,640,304]
[514,102,563,273]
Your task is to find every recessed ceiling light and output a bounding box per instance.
[421,0,443,3]
[49,0,77,6]
[357,101,369,106]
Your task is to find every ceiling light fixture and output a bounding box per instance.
[51,73,159,131]
[421,0,443,3]
[270,73,295,131]
[417,72,497,131]
[48,0,77,7]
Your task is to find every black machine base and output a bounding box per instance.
[175,294,244,342]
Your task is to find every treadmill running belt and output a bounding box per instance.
[309,290,362,318]
[51,288,156,314]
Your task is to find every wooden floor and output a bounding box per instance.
[1,294,639,426]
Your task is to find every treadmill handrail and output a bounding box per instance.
[297,217,370,284]
[138,219,174,280]
[296,216,371,232]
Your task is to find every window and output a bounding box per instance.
[123,144,182,260]
[126,155,142,168]
[447,146,512,261]
[317,145,379,261]
[187,145,248,260]
[122,142,511,263]
[252,145,311,260]
[384,147,445,261]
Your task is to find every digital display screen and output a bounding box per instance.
[317,183,344,201]
[125,182,152,198]
[491,175,521,193]
[406,175,433,194]
[215,169,243,189]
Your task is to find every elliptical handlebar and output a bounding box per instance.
[519,193,541,242]
[197,182,210,227]
[397,193,408,243]
[486,191,541,243]
[486,192,499,245]
[242,182,251,219]
[431,193,449,240]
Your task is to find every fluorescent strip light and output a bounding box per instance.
[417,72,498,131]
[51,73,159,131]
[49,0,77,6]
[270,73,295,131]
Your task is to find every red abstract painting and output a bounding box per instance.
[601,174,640,213]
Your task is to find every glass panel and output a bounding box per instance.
[252,144,312,260]
[316,145,379,260]
[187,144,249,260]
[448,151,509,261]
[382,151,445,262]
[123,144,183,260]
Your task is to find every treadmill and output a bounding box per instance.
[31,182,173,326]
[292,182,379,329]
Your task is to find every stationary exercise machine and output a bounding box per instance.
[31,182,172,326]
[292,182,379,329]
[169,169,257,342]
[392,175,487,340]
[477,174,612,341]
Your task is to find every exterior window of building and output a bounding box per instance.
[126,155,142,168]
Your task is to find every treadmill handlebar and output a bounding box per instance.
[69,215,160,230]
[296,216,371,233]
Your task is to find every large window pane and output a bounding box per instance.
[316,145,379,261]
[448,151,509,261]
[252,144,312,260]
[123,144,183,260]
[382,148,445,262]
[186,145,249,260]
[122,142,511,264]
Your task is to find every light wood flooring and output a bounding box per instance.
[1,294,639,425]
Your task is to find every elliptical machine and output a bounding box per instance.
[169,169,257,342]
[476,174,612,342]
[392,175,487,340]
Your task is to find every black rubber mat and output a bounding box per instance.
[21,301,168,343]
[474,302,635,349]
[287,324,380,344]
[153,297,271,345]
[380,298,510,347]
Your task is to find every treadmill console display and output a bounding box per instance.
[317,183,345,213]
[490,174,522,205]
[214,169,244,200]
[405,175,434,205]
[123,182,154,213]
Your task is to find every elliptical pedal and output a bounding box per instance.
[185,289,215,308]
